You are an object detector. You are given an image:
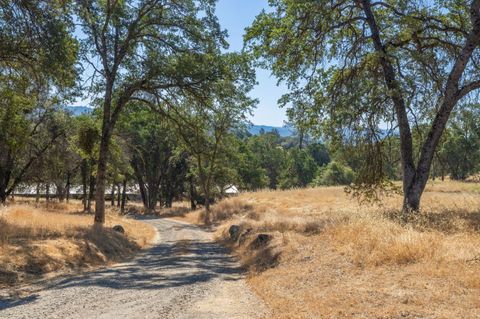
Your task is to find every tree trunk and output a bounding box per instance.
[121,179,127,213]
[46,183,50,202]
[0,154,13,205]
[94,122,111,225]
[110,184,115,206]
[57,183,66,202]
[66,174,71,203]
[189,176,197,210]
[81,159,88,212]
[146,187,158,213]
[117,183,121,207]
[299,130,304,149]
[0,188,7,205]
[87,169,95,213]
[132,159,148,208]
[36,183,40,204]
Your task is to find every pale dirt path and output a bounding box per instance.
[0,218,269,319]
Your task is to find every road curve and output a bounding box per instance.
[0,218,269,319]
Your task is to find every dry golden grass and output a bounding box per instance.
[0,200,155,287]
[206,181,480,318]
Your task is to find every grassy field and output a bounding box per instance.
[0,200,156,287]
[193,180,480,318]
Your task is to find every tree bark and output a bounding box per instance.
[87,166,95,213]
[110,184,115,206]
[189,176,197,210]
[0,158,13,205]
[117,183,121,207]
[121,179,127,213]
[66,174,71,203]
[94,120,112,224]
[361,0,480,212]
[81,159,88,212]
[361,0,417,211]
[36,183,40,204]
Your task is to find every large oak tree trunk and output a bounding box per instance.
[361,0,480,213]
[94,121,112,225]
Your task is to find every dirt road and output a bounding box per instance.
[0,218,268,319]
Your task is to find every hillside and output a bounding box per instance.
[64,106,294,137]
[64,106,93,116]
[247,124,294,137]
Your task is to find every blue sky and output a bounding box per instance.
[74,0,288,126]
[216,0,288,126]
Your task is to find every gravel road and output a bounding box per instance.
[0,218,269,319]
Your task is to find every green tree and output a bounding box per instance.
[247,132,286,189]
[312,161,355,187]
[155,53,256,223]
[437,106,480,180]
[0,0,78,84]
[119,105,186,213]
[246,0,480,212]
[279,148,317,189]
[234,140,268,191]
[41,111,81,202]
[77,0,227,225]
[74,115,100,212]
[0,1,77,204]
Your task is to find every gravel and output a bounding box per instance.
[0,218,269,319]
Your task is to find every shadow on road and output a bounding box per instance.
[0,294,39,311]
[0,219,244,312]
[47,238,243,291]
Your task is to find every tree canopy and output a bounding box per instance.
[246,0,480,211]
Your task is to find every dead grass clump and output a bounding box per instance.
[0,204,155,287]
[209,197,255,221]
[328,217,442,266]
[384,208,480,233]
[157,206,191,218]
[209,181,480,318]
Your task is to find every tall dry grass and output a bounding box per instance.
[0,202,155,287]
[208,181,480,318]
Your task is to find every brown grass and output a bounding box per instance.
[0,201,155,287]
[204,181,480,318]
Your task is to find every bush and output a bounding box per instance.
[311,161,355,186]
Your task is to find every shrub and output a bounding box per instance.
[311,161,355,186]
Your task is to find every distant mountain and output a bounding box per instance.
[64,106,93,116]
[248,125,294,137]
[63,107,295,137]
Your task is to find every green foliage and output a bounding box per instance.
[247,132,286,189]
[233,141,269,190]
[75,116,100,159]
[245,0,480,210]
[311,162,354,187]
[119,104,187,210]
[279,148,317,189]
[307,143,330,167]
[437,105,480,180]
